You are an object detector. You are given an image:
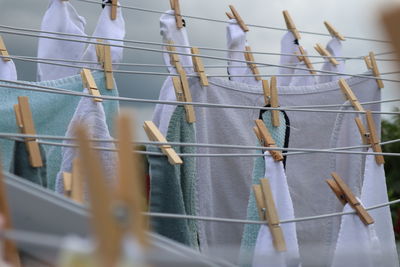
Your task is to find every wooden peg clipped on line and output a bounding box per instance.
[324,21,346,41]
[0,36,10,62]
[244,46,261,81]
[63,172,72,197]
[364,56,373,70]
[297,46,316,74]
[95,40,114,90]
[110,0,118,21]
[191,47,209,86]
[166,41,180,68]
[369,52,384,89]
[327,172,374,225]
[63,159,84,203]
[14,96,43,168]
[0,162,21,267]
[269,76,280,127]
[143,121,183,165]
[171,0,183,29]
[262,79,270,106]
[229,5,249,32]
[365,110,385,165]
[314,43,339,66]
[254,119,284,161]
[338,78,364,112]
[283,10,301,40]
[260,178,287,252]
[253,184,266,220]
[226,12,234,20]
[355,117,369,145]
[81,68,103,102]
[176,65,196,123]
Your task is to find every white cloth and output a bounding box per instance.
[290,47,317,86]
[252,155,301,267]
[319,38,345,84]
[278,31,299,86]
[0,58,17,81]
[37,0,87,81]
[80,3,125,69]
[160,10,193,74]
[227,19,260,86]
[55,90,116,200]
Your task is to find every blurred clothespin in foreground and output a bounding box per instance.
[95,40,114,90]
[143,121,183,165]
[170,0,183,29]
[314,43,339,66]
[81,69,103,102]
[227,5,249,32]
[283,10,301,40]
[254,119,283,161]
[14,96,43,168]
[76,112,148,267]
[244,46,261,81]
[297,46,316,74]
[326,172,374,225]
[191,47,209,86]
[324,21,346,41]
[0,36,10,62]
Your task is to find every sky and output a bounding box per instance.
[0,0,399,138]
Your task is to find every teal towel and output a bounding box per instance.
[239,110,289,266]
[147,106,199,249]
[0,72,119,190]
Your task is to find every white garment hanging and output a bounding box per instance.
[37,0,87,81]
[80,2,125,69]
[160,10,193,74]
[289,47,317,86]
[252,155,301,267]
[226,19,260,86]
[278,31,299,86]
[319,38,345,84]
[0,58,17,81]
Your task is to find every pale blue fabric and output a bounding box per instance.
[0,72,119,190]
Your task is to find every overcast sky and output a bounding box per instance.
[0,0,399,137]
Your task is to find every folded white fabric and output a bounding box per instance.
[252,154,301,267]
[80,2,125,69]
[278,31,299,86]
[318,38,345,84]
[37,0,87,81]
[226,19,260,86]
[160,10,193,74]
[0,58,17,81]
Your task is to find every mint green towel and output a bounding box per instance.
[147,106,199,249]
[239,110,289,266]
[0,72,119,190]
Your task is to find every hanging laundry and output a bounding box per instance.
[289,47,317,86]
[54,89,117,200]
[277,32,299,86]
[318,38,345,84]
[37,0,87,81]
[252,155,300,267]
[80,0,125,69]
[0,52,17,81]
[0,72,119,190]
[160,10,194,74]
[226,18,260,85]
[239,109,290,266]
[147,106,199,249]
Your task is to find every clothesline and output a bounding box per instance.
[0,24,395,60]
[1,80,399,116]
[78,0,390,43]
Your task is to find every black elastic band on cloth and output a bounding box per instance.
[102,0,112,8]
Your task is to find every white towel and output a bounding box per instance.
[290,47,317,86]
[278,31,299,86]
[226,19,260,86]
[252,154,301,267]
[0,58,17,81]
[160,10,193,74]
[80,2,125,69]
[37,0,87,81]
[318,38,345,84]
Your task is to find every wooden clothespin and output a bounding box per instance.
[63,159,84,203]
[228,5,249,32]
[283,10,301,40]
[314,43,339,66]
[365,110,385,165]
[170,0,183,29]
[0,162,21,267]
[262,80,270,106]
[254,119,284,161]
[297,46,316,74]
[364,56,373,70]
[269,76,280,127]
[326,172,374,225]
[81,68,103,102]
[338,79,364,112]
[0,36,10,62]
[191,47,209,86]
[324,21,346,41]
[259,178,287,252]
[368,52,384,89]
[355,117,370,145]
[63,172,72,197]
[95,40,114,90]
[110,0,118,21]
[76,113,148,266]
[226,12,234,20]
[244,46,261,81]
[166,41,180,67]
[13,96,43,168]
[253,184,266,220]
[143,121,183,165]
